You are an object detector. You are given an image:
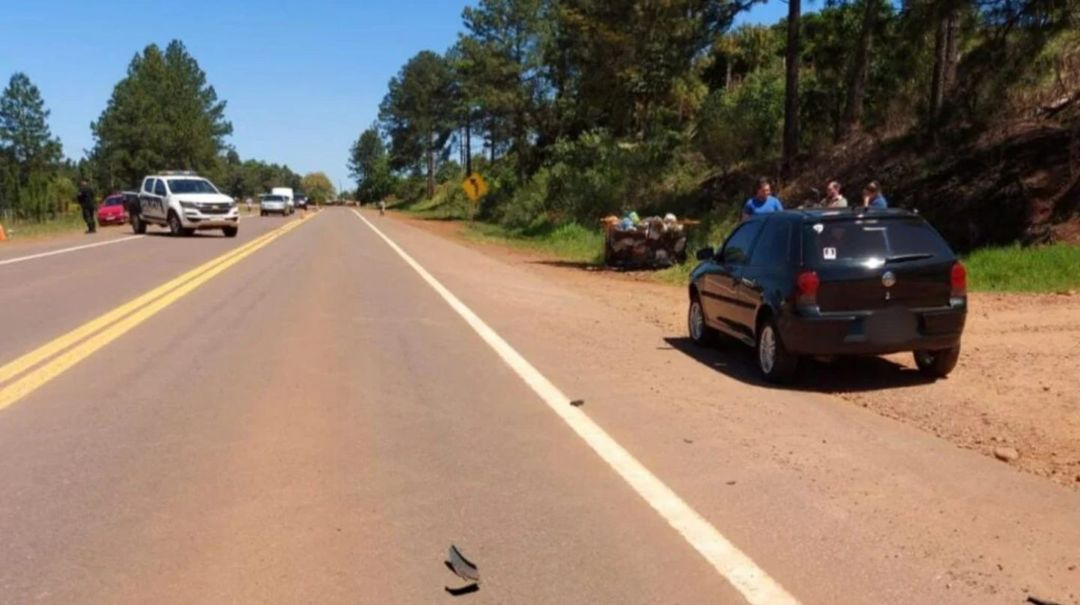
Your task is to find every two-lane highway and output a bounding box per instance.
[1,209,1077,604]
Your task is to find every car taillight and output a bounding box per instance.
[951,262,967,297]
[796,270,820,305]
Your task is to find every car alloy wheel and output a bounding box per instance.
[689,300,705,341]
[758,325,777,375]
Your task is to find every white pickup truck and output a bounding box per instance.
[132,171,239,237]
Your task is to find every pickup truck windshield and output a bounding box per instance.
[803,218,953,266]
[167,179,218,194]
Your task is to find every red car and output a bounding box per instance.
[96,194,129,225]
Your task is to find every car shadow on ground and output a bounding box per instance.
[143,231,230,238]
[529,259,603,271]
[663,336,936,393]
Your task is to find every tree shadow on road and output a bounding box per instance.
[664,336,936,394]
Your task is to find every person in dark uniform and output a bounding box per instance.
[77,179,96,233]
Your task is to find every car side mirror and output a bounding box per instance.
[696,247,715,261]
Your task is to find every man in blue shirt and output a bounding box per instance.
[742,177,784,220]
[863,181,888,208]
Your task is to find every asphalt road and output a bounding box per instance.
[0,209,1077,604]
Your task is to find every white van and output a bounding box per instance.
[271,187,295,215]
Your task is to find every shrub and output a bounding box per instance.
[694,68,784,169]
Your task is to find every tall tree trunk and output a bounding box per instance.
[426,134,435,199]
[782,0,801,179]
[725,59,733,90]
[465,112,472,176]
[944,6,960,90]
[841,0,876,139]
[930,6,949,122]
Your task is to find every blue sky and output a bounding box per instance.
[0,0,786,191]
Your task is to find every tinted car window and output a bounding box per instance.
[803,218,953,266]
[154,180,167,196]
[143,179,156,194]
[104,197,123,207]
[721,221,764,265]
[749,218,791,267]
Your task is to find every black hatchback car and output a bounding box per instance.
[688,208,967,383]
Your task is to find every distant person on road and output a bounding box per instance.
[863,181,888,208]
[379,199,386,216]
[76,179,96,234]
[245,197,252,213]
[742,177,784,220]
[823,181,848,208]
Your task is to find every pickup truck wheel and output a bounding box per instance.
[131,213,146,234]
[222,226,238,238]
[757,319,798,384]
[167,212,183,236]
[914,346,960,379]
[688,295,717,346]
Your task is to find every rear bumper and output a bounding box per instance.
[780,302,967,355]
[98,214,128,224]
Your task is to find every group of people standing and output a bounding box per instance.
[741,177,889,220]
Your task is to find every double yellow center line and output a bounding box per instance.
[0,219,305,411]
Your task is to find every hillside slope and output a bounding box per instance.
[783,113,1079,252]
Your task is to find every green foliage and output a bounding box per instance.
[219,158,302,200]
[361,0,1077,258]
[379,51,456,196]
[695,68,784,169]
[965,244,1080,292]
[349,126,396,202]
[0,73,66,221]
[493,130,683,228]
[301,172,335,204]
[0,72,62,180]
[90,40,232,190]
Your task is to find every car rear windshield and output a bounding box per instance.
[167,179,218,194]
[802,218,953,266]
[104,197,124,206]
[262,195,283,202]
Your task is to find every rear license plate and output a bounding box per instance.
[864,307,917,344]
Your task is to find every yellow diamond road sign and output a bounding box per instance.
[462,173,488,202]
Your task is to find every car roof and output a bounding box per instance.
[759,207,921,223]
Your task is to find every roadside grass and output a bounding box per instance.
[464,222,605,264]
[402,197,1078,294]
[2,213,86,240]
[964,243,1080,293]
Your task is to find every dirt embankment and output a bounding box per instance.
[781,120,1080,252]
[399,214,1080,489]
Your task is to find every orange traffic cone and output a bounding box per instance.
[0,223,7,241]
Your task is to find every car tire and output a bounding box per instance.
[222,226,238,238]
[757,318,798,384]
[167,212,183,236]
[914,346,960,379]
[688,294,717,346]
[131,214,146,234]
[260,211,266,217]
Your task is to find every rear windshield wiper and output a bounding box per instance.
[885,253,934,263]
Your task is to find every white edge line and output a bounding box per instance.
[351,209,800,605]
[0,235,145,267]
